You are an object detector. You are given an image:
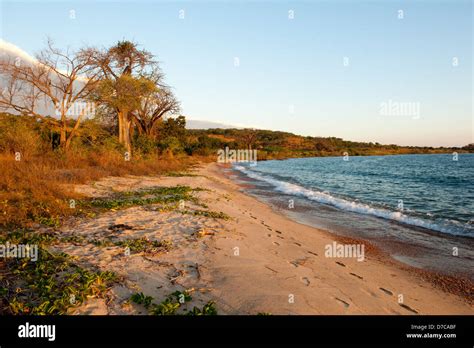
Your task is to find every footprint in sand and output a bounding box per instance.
[349,272,363,280]
[301,277,310,286]
[289,257,308,267]
[289,261,298,267]
[267,233,272,237]
[399,303,418,314]
[275,230,283,234]
[108,224,134,232]
[336,261,346,267]
[293,242,302,247]
[272,241,280,246]
[379,287,393,296]
[335,297,350,308]
[277,235,284,239]
[307,251,318,256]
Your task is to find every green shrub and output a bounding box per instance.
[133,134,157,154]
[158,136,183,155]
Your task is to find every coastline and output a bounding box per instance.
[204,163,473,313]
[55,161,473,315]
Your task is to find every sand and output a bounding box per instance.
[54,162,472,315]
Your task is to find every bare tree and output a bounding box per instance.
[0,39,100,149]
[131,86,180,138]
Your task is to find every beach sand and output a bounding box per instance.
[55,162,472,315]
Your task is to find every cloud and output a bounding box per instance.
[0,39,89,82]
[0,39,38,64]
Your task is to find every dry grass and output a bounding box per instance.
[0,150,204,228]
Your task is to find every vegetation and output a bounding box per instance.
[0,229,119,315]
[0,38,470,228]
[83,185,197,210]
[0,38,471,316]
[186,128,473,160]
[181,209,230,220]
[130,291,217,315]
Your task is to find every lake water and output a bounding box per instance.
[231,154,474,279]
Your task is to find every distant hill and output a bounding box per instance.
[186,128,473,159]
[186,119,237,130]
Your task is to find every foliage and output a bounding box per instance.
[187,128,472,159]
[82,185,197,210]
[129,291,217,316]
[0,113,45,158]
[181,209,230,220]
[0,245,119,315]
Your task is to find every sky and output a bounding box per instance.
[0,0,472,147]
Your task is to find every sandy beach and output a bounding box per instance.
[49,162,473,315]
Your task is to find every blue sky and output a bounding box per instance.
[0,0,472,146]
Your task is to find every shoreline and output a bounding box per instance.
[37,161,473,314]
[227,156,474,281]
[209,163,473,310]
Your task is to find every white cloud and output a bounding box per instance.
[0,38,38,64]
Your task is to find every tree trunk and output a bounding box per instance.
[122,111,132,156]
[60,127,67,147]
[118,111,124,144]
[64,112,85,149]
[60,114,67,149]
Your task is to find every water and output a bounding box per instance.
[231,154,474,279]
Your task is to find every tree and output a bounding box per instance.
[131,86,180,138]
[240,129,258,151]
[159,115,186,140]
[90,40,157,155]
[0,39,100,149]
[94,75,156,153]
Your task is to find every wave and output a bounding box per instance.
[233,165,471,237]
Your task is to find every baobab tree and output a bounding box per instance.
[0,39,100,149]
[90,41,157,155]
[95,75,156,152]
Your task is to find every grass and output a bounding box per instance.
[0,229,173,315]
[85,237,172,254]
[0,229,60,247]
[129,291,217,315]
[181,209,230,220]
[0,247,119,315]
[0,230,172,254]
[165,171,200,177]
[78,185,228,221]
[81,185,198,211]
[115,237,172,254]
[0,151,197,229]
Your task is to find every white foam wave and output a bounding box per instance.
[233,165,470,237]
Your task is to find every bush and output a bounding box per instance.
[0,114,46,159]
[133,134,157,155]
[158,136,183,156]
